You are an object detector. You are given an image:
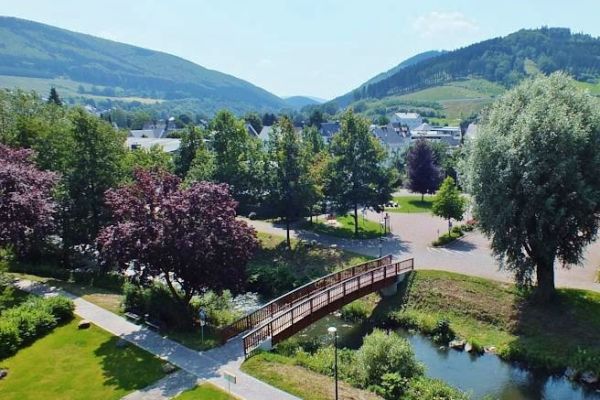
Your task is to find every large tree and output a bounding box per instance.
[406,139,442,201]
[174,125,205,178]
[268,117,314,248]
[325,109,394,236]
[0,145,58,259]
[97,170,258,311]
[465,73,600,301]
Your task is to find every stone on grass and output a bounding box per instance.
[484,346,497,354]
[465,343,473,352]
[580,371,599,385]
[449,339,466,350]
[0,369,7,379]
[162,363,177,374]
[78,320,91,329]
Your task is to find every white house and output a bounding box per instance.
[390,112,423,130]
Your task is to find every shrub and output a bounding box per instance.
[354,329,424,387]
[469,338,485,354]
[432,318,455,344]
[43,296,75,322]
[294,346,358,382]
[380,372,411,400]
[405,377,468,400]
[340,300,370,322]
[0,319,22,359]
[191,290,242,327]
[275,336,321,357]
[432,231,463,247]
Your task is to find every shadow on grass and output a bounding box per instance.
[94,336,165,391]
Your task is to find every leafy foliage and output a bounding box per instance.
[432,177,466,234]
[97,170,258,315]
[0,145,58,259]
[465,72,600,300]
[406,139,442,199]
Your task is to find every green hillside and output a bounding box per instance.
[0,16,286,113]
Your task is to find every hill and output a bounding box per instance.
[335,50,445,107]
[283,96,324,109]
[0,16,286,113]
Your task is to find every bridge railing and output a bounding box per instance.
[220,254,393,342]
[242,257,414,356]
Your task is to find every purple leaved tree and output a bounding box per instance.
[97,170,258,310]
[0,145,58,259]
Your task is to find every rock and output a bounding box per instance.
[0,369,7,379]
[484,346,497,354]
[329,244,338,249]
[162,363,177,374]
[78,320,91,329]
[449,340,466,350]
[438,346,447,351]
[580,371,599,385]
[465,343,473,352]
[565,367,578,380]
[116,338,128,348]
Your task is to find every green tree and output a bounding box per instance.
[47,88,62,106]
[465,73,600,301]
[174,125,205,177]
[302,126,325,154]
[211,110,265,210]
[432,177,466,234]
[324,109,394,236]
[185,141,215,184]
[309,109,324,127]
[62,108,126,247]
[124,145,174,175]
[267,117,314,247]
[244,112,263,134]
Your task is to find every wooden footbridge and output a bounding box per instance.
[220,255,414,356]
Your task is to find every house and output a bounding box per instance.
[130,118,179,139]
[370,124,411,152]
[411,123,462,147]
[125,137,181,153]
[258,126,273,142]
[390,112,423,130]
[319,122,340,142]
[245,123,259,137]
[464,123,478,141]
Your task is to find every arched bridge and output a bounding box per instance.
[220,255,414,356]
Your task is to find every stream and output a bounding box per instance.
[294,315,600,400]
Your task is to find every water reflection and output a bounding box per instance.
[294,315,600,400]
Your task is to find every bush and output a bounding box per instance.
[380,372,410,400]
[191,290,242,327]
[354,329,424,387]
[0,295,74,359]
[123,282,190,328]
[432,318,455,344]
[404,377,468,400]
[340,300,370,322]
[274,336,321,357]
[432,230,463,247]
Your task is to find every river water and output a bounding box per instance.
[295,315,600,400]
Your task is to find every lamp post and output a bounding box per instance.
[378,237,383,258]
[328,326,339,400]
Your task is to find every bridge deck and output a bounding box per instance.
[242,258,414,356]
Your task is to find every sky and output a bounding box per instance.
[3,0,600,99]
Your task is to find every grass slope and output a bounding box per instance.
[365,270,600,373]
[386,195,434,213]
[0,319,165,400]
[307,214,383,239]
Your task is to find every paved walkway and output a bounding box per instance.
[246,214,600,293]
[14,279,299,400]
[122,371,198,400]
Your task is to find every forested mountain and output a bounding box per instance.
[335,28,600,105]
[284,96,324,109]
[0,17,286,112]
[335,50,445,106]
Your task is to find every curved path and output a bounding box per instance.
[246,213,600,293]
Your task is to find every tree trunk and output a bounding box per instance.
[354,204,359,236]
[535,258,556,302]
[286,218,291,249]
[421,193,424,202]
[448,219,451,236]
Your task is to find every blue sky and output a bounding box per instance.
[3,0,600,99]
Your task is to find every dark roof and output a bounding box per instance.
[319,122,340,138]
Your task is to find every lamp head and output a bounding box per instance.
[328,326,337,335]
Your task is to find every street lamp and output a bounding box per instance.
[328,326,339,400]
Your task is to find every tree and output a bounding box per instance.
[302,126,325,154]
[406,139,442,201]
[325,109,394,236]
[62,108,126,247]
[268,117,314,248]
[244,112,263,134]
[465,73,600,301]
[211,110,265,210]
[174,125,205,177]
[309,109,324,127]
[262,112,277,126]
[0,145,58,259]
[124,145,174,175]
[432,177,466,234]
[97,170,258,315]
[47,88,62,106]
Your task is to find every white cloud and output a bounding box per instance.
[412,11,479,39]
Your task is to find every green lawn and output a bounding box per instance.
[308,214,383,239]
[385,195,433,213]
[0,319,166,400]
[360,270,600,374]
[175,382,238,400]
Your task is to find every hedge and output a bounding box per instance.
[0,295,74,359]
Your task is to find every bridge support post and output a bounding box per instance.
[379,272,408,297]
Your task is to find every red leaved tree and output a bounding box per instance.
[0,145,58,259]
[97,170,258,309]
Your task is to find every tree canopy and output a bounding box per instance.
[406,139,442,200]
[465,72,600,301]
[432,177,466,234]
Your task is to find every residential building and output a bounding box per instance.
[370,123,411,152]
[319,121,340,142]
[125,137,181,153]
[411,123,462,147]
[390,112,423,130]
